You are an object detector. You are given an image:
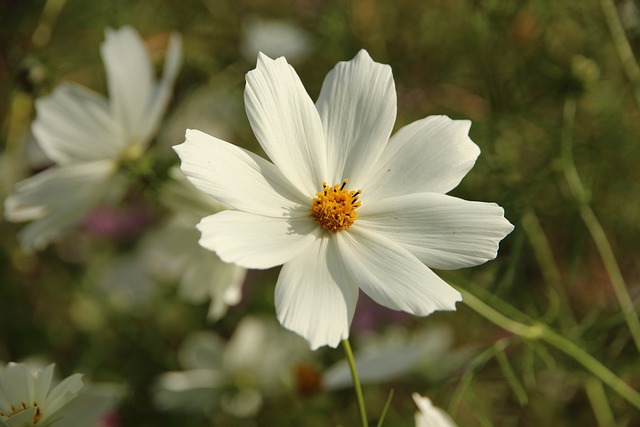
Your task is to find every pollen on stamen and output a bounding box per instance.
[34,402,41,422]
[310,179,361,232]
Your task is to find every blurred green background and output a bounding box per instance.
[1,0,640,426]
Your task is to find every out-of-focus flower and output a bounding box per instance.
[4,26,182,251]
[154,316,310,417]
[175,50,514,349]
[413,393,458,427]
[141,168,247,320]
[241,17,313,63]
[0,362,123,427]
[322,326,453,390]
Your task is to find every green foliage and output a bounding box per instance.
[1,0,640,426]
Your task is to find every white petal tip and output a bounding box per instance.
[281,323,345,351]
[355,49,372,60]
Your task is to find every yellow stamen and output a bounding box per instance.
[34,402,41,423]
[310,179,361,232]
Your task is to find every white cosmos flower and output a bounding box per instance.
[0,362,81,426]
[175,50,514,350]
[413,393,458,427]
[0,362,123,427]
[4,26,182,251]
[154,316,309,417]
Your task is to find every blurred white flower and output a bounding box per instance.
[4,26,182,251]
[141,168,247,320]
[322,326,453,390]
[175,50,514,349]
[154,316,309,417]
[241,17,313,63]
[413,393,458,427]
[0,362,122,427]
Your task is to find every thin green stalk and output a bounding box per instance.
[599,0,640,108]
[376,388,394,427]
[2,0,66,197]
[342,338,368,427]
[521,209,577,327]
[496,348,528,406]
[450,338,514,415]
[1,93,33,198]
[585,378,616,427]
[457,286,640,410]
[32,0,67,48]
[561,97,640,355]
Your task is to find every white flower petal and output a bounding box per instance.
[5,408,37,426]
[33,364,55,408]
[141,212,245,322]
[221,316,311,387]
[244,53,327,195]
[139,32,182,146]
[358,193,514,269]
[324,341,431,390]
[101,26,154,145]
[162,167,229,219]
[223,316,274,373]
[4,161,116,251]
[413,393,458,427]
[44,373,83,416]
[364,116,480,201]
[153,369,222,413]
[241,18,313,63]
[323,326,453,390]
[315,49,396,187]
[275,236,358,350]
[158,369,224,392]
[337,227,461,315]
[0,363,30,411]
[32,83,119,165]
[178,332,226,370]
[197,211,319,269]
[181,249,247,321]
[175,129,306,217]
[51,383,124,427]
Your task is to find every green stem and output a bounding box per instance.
[520,209,577,327]
[599,0,640,108]
[457,286,640,410]
[376,388,394,427]
[585,378,616,427]
[342,338,368,427]
[32,0,67,48]
[561,97,640,355]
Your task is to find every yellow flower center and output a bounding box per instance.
[310,180,361,232]
[119,143,143,162]
[0,401,42,423]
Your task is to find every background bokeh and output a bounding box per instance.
[1,0,639,425]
